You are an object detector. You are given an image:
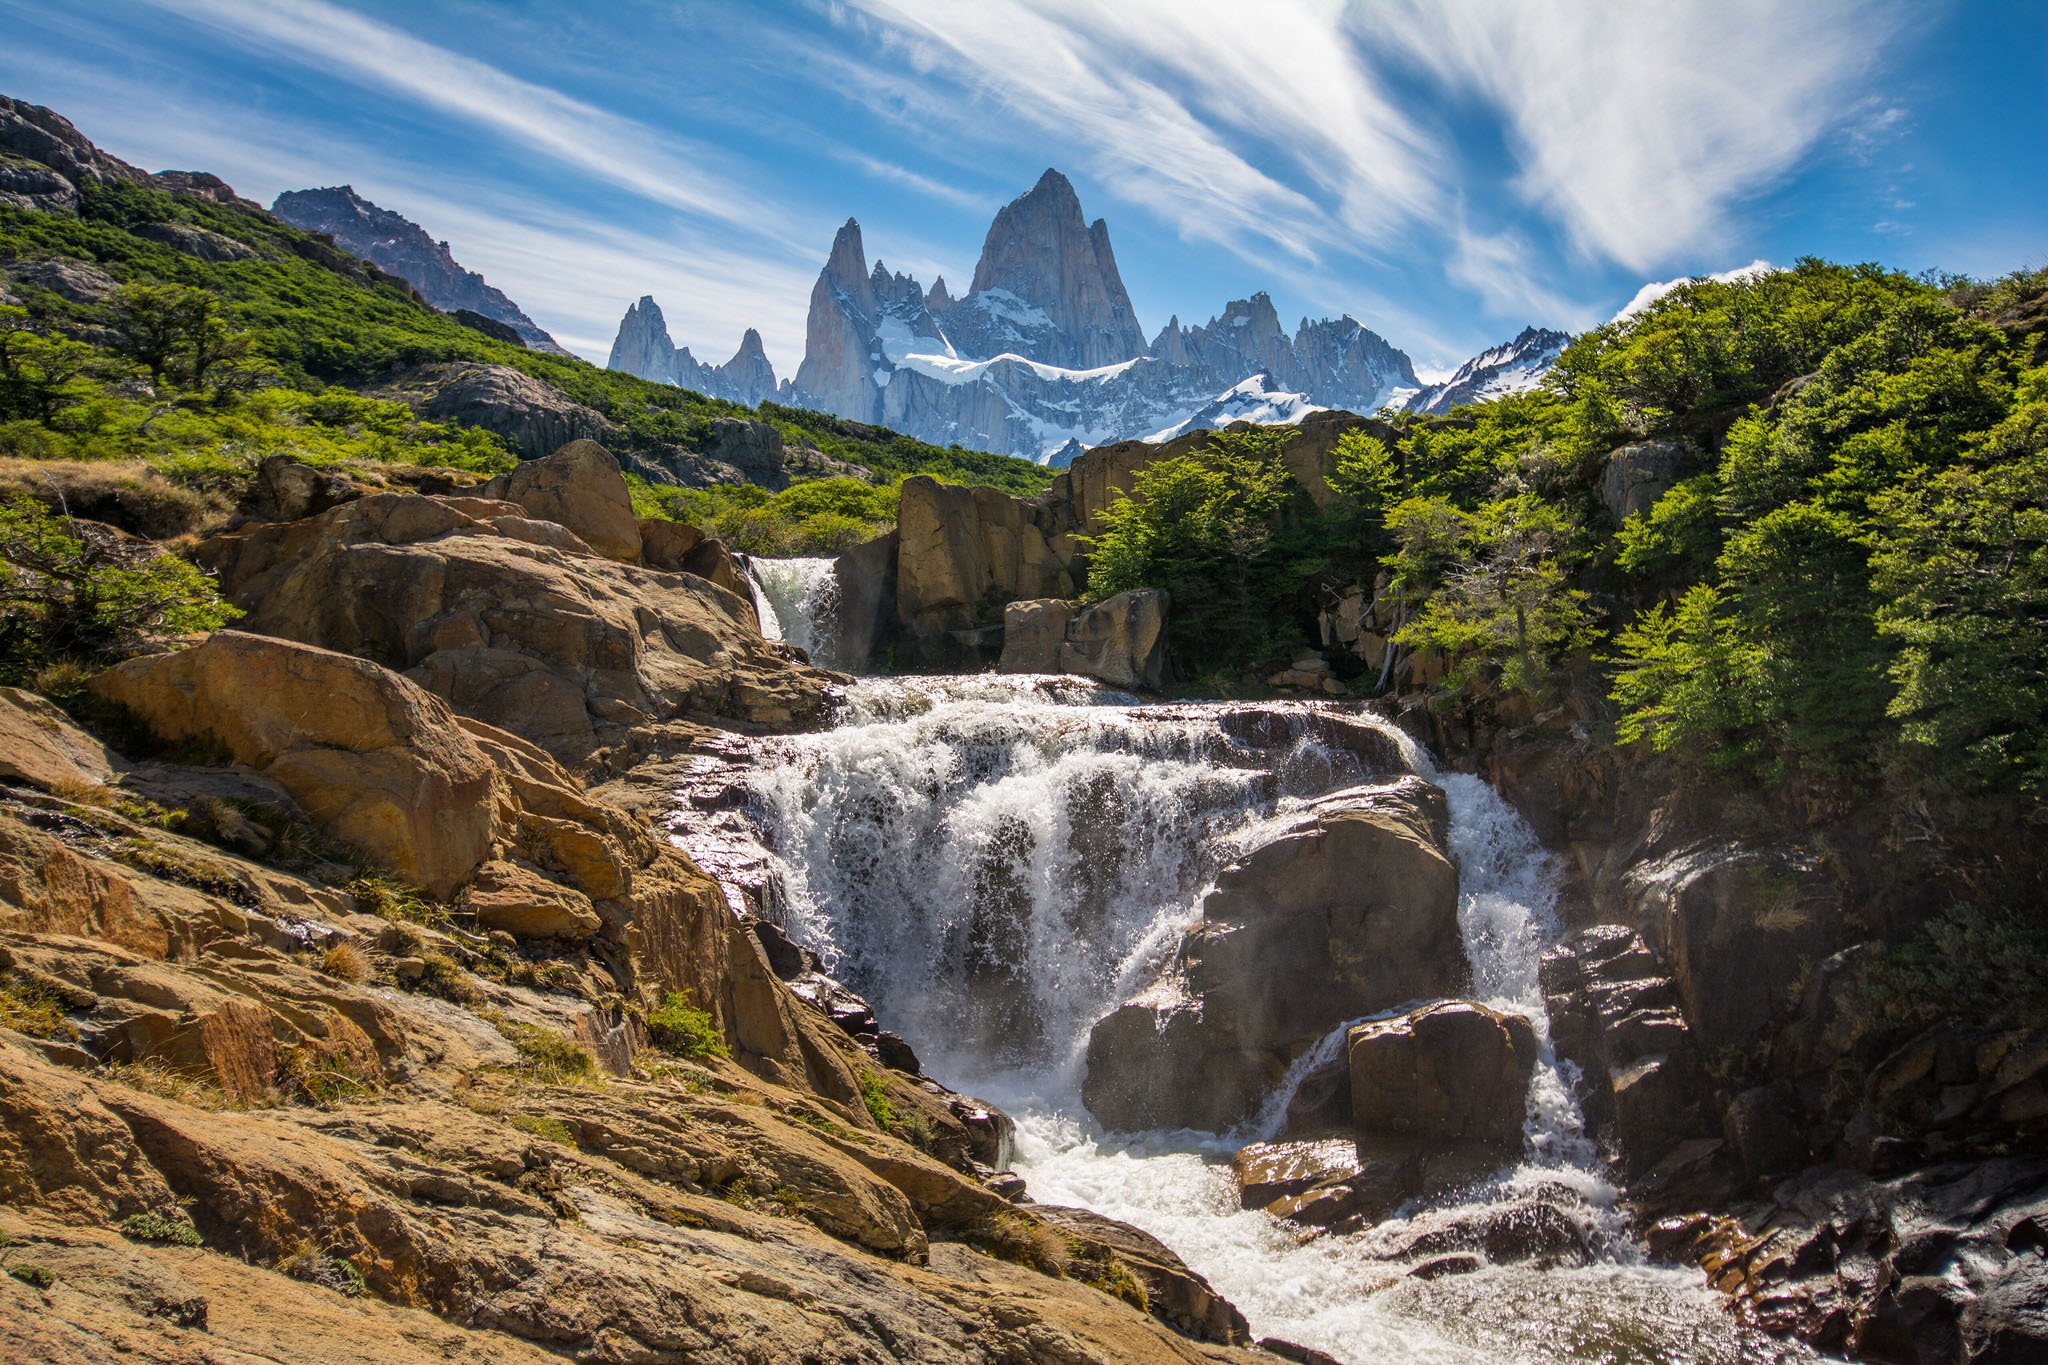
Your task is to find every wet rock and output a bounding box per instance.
[1408,1253,1483,1280]
[1086,776,1462,1133]
[1540,924,1716,1179]
[831,530,898,673]
[1371,1183,1600,1269]
[1231,1140,1361,1207]
[1347,999,1537,1150]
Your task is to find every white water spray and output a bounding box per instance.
[688,676,1812,1363]
[747,556,841,667]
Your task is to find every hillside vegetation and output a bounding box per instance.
[1089,261,2048,805]
[0,174,1050,514]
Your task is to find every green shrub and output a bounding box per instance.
[646,990,728,1059]
[492,1017,598,1085]
[858,1070,897,1131]
[120,1208,203,1247]
[0,492,239,683]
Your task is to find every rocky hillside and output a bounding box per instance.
[270,185,567,354]
[610,169,1556,463]
[0,432,1267,1362]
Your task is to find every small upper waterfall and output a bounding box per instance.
[675,675,1813,1363]
[746,556,842,668]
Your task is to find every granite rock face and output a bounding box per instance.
[271,185,566,353]
[607,296,780,406]
[609,166,1565,462]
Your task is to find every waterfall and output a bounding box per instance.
[687,677,1812,1364]
[746,556,841,667]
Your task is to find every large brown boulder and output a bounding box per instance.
[1084,776,1465,1132]
[1060,588,1167,691]
[1347,999,1537,1149]
[90,632,497,899]
[895,476,1074,659]
[193,490,829,768]
[384,361,616,461]
[480,439,642,562]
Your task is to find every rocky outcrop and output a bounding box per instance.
[0,95,258,215]
[271,186,565,353]
[191,485,831,769]
[1540,926,1715,1182]
[1084,777,1464,1132]
[0,682,1256,1363]
[998,591,1169,691]
[381,361,615,461]
[479,439,642,562]
[698,416,787,489]
[894,476,1075,663]
[1598,440,1692,522]
[830,530,900,673]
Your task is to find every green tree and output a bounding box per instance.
[1869,381,2048,793]
[0,495,240,679]
[1083,428,1306,663]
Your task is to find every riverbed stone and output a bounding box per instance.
[1348,999,1537,1150]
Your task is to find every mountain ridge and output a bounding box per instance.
[271,185,567,355]
[609,172,1555,462]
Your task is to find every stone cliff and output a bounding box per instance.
[271,185,566,354]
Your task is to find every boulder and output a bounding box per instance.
[480,439,642,562]
[1085,777,1464,1132]
[1347,1000,1537,1149]
[247,455,365,522]
[681,535,753,602]
[997,598,1075,674]
[1059,589,1167,691]
[388,361,616,461]
[193,491,828,768]
[1598,440,1690,523]
[894,476,1074,659]
[0,686,120,792]
[636,516,705,571]
[89,632,498,898]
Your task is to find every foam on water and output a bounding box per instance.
[707,675,1815,1363]
[747,556,842,667]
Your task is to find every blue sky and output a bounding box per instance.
[2,0,2041,376]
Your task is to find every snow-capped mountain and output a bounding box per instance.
[609,296,779,406]
[1404,326,1569,415]
[607,170,1560,463]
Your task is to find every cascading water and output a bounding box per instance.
[746,556,842,668]
[683,675,1817,1363]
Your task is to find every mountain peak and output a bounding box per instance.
[271,185,564,353]
[959,169,1145,369]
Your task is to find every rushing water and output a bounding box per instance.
[747,556,842,668]
[691,675,1814,1363]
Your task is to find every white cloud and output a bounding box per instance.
[1364,0,1907,272]
[6,61,818,371]
[1610,259,1775,324]
[136,0,814,256]
[1445,222,1592,327]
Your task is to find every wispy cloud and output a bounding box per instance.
[836,151,992,215]
[1368,0,1908,273]
[7,57,818,370]
[136,0,814,255]
[1446,222,1593,327]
